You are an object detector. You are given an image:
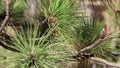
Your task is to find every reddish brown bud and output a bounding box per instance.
[29,50,34,58]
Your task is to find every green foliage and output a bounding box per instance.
[0,24,73,68]
[0,1,77,67]
[73,15,119,62]
[74,18,104,46]
[36,0,77,29]
[0,0,27,23]
[0,0,120,68]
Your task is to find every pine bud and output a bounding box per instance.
[29,50,34,58]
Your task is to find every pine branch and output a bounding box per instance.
[78,38,107,54]
[71,38,106,61]
[0,0,9,32]
[90,57,120,67]
[78,23,110,53]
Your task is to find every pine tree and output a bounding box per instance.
[0,0,120,68]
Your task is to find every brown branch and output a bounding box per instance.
[71,38,105,60]
[90,57,120,67]
[78,37,118,54]
[78,24,110,53]
[78,38,106,54]
[0,0,9,32]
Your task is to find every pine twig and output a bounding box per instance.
[78,38,106,54]
[0,0,9,32]
[78,24,110,53]
[90,57,120,67]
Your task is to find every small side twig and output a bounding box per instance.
[78,38,106,54]
[90,57,120,67]
[71,38,106,60]
[0,0,9,32]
